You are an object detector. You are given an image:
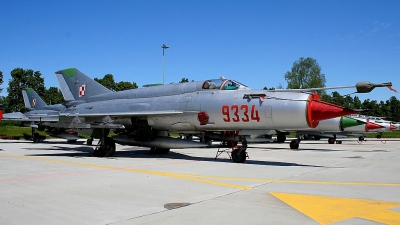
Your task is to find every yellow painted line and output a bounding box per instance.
[0,153,250,190]
[179,174,400,187]
[271,192,400,225]
[2,152,399,189]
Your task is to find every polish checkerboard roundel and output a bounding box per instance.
[79,85,86,97]
[32,99,36,106]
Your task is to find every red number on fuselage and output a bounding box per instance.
[251,105,260,122]
[241,105,249,122]
[231,105,240,122]
[222,105,230,122]
[221,104,259,122]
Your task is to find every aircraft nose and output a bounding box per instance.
[365,122,384,132]
[307,93,359,128]
[390,124,397,131]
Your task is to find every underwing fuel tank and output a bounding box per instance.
[113,135,209,149]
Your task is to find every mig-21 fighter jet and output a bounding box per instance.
[49,68,395,163]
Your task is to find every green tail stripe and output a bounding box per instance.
[341,116,366,129]
[25,88,34,94]
[63,68,77,78]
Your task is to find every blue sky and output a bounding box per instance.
[0,0,399,102]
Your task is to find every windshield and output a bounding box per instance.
[202,79,250,90]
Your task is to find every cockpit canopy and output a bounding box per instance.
[202,78,250,90]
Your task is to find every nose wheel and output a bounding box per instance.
[231,146,247,163]
[290,139,300,149]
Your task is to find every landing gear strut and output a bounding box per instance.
[93,129,116,157]
[276,133,286,143]
[328,134,337,144]
[87,138,93,146]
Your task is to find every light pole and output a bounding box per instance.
[162,44,169,84]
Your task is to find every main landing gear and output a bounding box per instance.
[276,133,287,143]
[328,134,342,144]
[93,129,116,157]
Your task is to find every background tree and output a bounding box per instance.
[115,81,138,91]
[5,68,45,112]
[179,78,189,83]
[388,96,400,122]
[284,57,326,95]
[43,87,64,105]
[263,87,276,90]
[94,74,116,91]
[0,70,3,93]
[95,74,138,91]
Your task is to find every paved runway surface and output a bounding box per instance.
[1,138,399,225]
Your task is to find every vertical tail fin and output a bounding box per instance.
[55,68,111,102]
[23,88,47,110]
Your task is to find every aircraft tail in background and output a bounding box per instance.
[23,88,47,110]
[55,68,112,102]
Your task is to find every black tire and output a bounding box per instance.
[313,135,321,140]
[95,137,116,157]
[231,147,246,163]
[87,139,93,146]
[328,138,335,144]
[277,134,286,143]
[377,134,382,139]
[289,139,299,149]
[33,133,40,143]
[358,136,365,141]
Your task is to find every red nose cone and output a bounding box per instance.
[307,93,359,128]
[365,122,384,132]
[390,124,397,131]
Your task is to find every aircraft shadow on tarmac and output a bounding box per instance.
[247,145,345,152]
[23,146,325,168]
[22,145,94,157]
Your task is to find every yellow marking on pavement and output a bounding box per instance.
[0,153,250,190]
[2,152,399,189]
[179,174,400,187]
[271,192,400,225]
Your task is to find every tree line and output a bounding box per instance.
[0,57,398,121]
[0,68,139,113]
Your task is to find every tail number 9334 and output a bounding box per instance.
[222,105,260,122]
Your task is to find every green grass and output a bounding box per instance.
[0,126,47,139]
[364,131,400,138]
